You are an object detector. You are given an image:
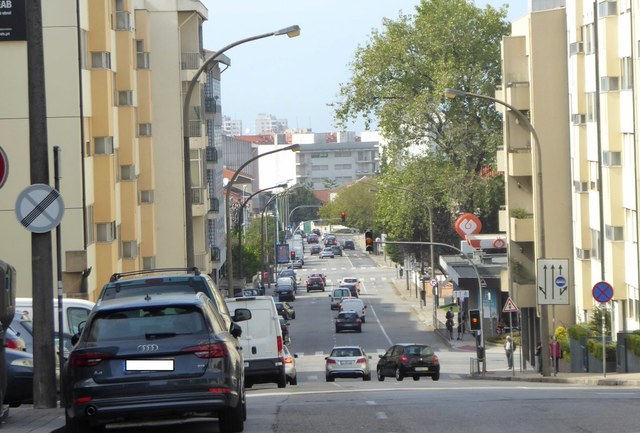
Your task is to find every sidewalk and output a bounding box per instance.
[0,405,64,433]
[365,246,640,388]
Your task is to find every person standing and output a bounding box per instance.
[456,312,463,340]
[550,336,561,375]
[504,335,515,369]
[445,307,455,340]
[535,341,543,374]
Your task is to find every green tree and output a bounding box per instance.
[318,180,378,232]
[287,185,322,228]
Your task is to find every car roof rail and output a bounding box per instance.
[109,267,201,282]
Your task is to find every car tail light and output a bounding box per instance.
[70,352,113,367]
[277,336,283,353]
[5,339,19,350]
[433,354,439,364]
[326,358,336,364]
[400,355,409,363]
[356,358,367,364]
[182,343,229,359]
[74,396,93,404]
[356,319,361,324]
[284,356,294,365]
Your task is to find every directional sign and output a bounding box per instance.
[453,290,469,299]
[15,184,65,233]
[502,297,519,313]
[536,258,570,305]
[592,281,614,304]
[0,146,8,188]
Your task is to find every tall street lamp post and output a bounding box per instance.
[444,88,549,376]
[226,144,300,296]
[236,183,288,280]
[182,25,301,267]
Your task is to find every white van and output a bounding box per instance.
[15,297,95,336]
[225,296,286,388]
[340,297,366,323]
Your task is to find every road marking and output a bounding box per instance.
[376,412,388,420]
[315,351,324,356]
[366,401,377,405]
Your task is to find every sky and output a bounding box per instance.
[202,1,528,135]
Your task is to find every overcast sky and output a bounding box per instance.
[201,1,528,135]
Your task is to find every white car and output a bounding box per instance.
[283,345,298,385]
[325,345,372,381]
[319,248,335,259]
[340,277,361,293]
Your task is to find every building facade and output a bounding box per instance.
[222,115,242,136]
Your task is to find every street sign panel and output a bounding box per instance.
[15,184,64,233]
[592,281,614,304]
[537,258,570,305]
[453,290,469,299]
[502,297,519,313]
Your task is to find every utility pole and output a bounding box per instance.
[27,0,57,408]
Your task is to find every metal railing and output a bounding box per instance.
[181,52,202,70]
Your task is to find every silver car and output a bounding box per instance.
[283,345,298,385]
[319,248,335,259]
[325,345,371,381]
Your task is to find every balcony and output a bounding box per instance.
[191,188,204,205]
[508,150,532,177]
[504,81,530,111]
[510,216,534,242]
[181,52,202,70]
[211,246,221,262]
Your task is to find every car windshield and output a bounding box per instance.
[87,306,207,343]
[331,348,362,357]
[405,345,434,356]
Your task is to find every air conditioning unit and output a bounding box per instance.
[569,42,584,56]
[602,150,622,166]
[576,248,591,260]
[138,123,152,137]
[572,114,587,125]
[573,181,589,193]
[600,76,619,92]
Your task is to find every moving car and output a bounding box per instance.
[319,248,335,259]
[329,288,352,310]
[325,345,371,381]
[275,301,296,320]
[274,279,296,302]
[331,245,343,256]
[306,275,325,292]
[340,277,361,293]
[340,297,366,322]
[334,311,362,333]
[64,293,251,433]
[376,343,440,382]
[307,234,319,244]
[309,245,322,255]
[342,240,355,250]
[338,283,359,298]
[291,259,303,269]
[282,345,297,385]
[279,317,291,346]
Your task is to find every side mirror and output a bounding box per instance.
[294,353,298,358]
[378,354,383,359]
[233,308,252,322]
[230,322,243,339]
[71,333,81,346]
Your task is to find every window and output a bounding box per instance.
[311,165,329,171]
[86,205,94,245]
[602,151,621,166]
[122,241,138,259]
[591,229,601,260]
[120,164,136,180]
[573,181,589,193]
[625,209,637,244]
[589,160,600,190]
[605,225,624,241]
[138,123,152,137]
[586,92,596,122]
[576,248,591,260]
[598,0,617,17]
[91,52,111,69]
[80,30,89,70]
[118,91,134,106]
[97,221,116,242]
[569,41,584,56]
[143,256,156,270]
[621,57,633,90]
[140,190,154,203]
[95,137,114,155]
[311,153,328,158]
[583,23,595,54]
[335,164,352,170]
[334,151,352,157]
[600,76,619,92]
[137,52,150,69]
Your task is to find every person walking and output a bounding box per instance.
[446,316,454,340]
[504,335,515,369]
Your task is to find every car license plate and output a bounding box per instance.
[339,360,353,365]
[125,359,174,372]
[414,367,429,372]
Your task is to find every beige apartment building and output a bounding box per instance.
[0,0,217,301]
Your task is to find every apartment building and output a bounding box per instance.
[254,113,288,134]
[0,0,222,300]
[222,115,243,136]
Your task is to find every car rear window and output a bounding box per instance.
[406,345,434,356]
[86,306,207,343]
[101,280,209,302]
[331,348,362,357]
[338,312,358,319]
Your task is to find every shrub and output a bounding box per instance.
[567,323,590,340]
[586,339,616,362]
[626,333,640,358]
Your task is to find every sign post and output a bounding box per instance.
[502,297,520,376]
[592,281,613,378]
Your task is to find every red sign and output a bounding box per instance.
[0,146,7,189]
[454,213,482,239]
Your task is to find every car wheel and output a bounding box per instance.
[277,371,287,388]
[325,375,334,382]
[218,397,244,433]
[377,368,385,381]
[431,372,440,381]
[363,373,371,381]
[290,375,298,386]
[413,376,420,381]
[292,313,296,319]
[395,367,404,381]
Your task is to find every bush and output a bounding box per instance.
[567,323,590,340]
[626,333,640,358]
[586,339,616,362]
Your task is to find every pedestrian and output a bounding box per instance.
[504,335,515,369]
[446,317,454,340]
[550,336,561,375]
[456,312,463,340]
[445,306,454,322]
[535,341,542,374]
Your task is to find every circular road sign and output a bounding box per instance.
[430,278,438,287]
[0,146,8,188]
[15,184,65,233]
[555,276,567,288]
[592,281,614,304]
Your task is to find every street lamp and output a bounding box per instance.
[444,88,549,376]
[225,144,300,296]
[182,25,301,267]
[237,182,288,279]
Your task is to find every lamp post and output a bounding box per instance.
[182,25,301,267]
[226,144,300,296]
[236,183,288,280]
[288,205,322,233]
[444,88,549,376]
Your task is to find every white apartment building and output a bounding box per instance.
[254,113,288,134]
[222,115,243,136]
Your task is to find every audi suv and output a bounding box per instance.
[63,293,251,433]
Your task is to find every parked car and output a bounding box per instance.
[243,288,261,297]
[334,311,362,333]
[16,297,94,337]
[282,345,297,385]
[329,288,352,310]
[64,293,251,433]
[279,317,291,346]
[306,275,325,292]
[342,240,355,250]
[4,348,33,407]
[325,345,371,381]
[275,301,296,320]
[319,248,335,259]
[309,245,322,255]
[331,245,343,256]
[5,327,26,352]
[376,343,440,382]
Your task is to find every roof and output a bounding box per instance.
[94,293,206,312]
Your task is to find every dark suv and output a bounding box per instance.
[376,343,440,382]
[343,240,355,250]
[63,293,251,432]
[306,276,325,292]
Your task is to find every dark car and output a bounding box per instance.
[278,269,298,291]
[275,301,296,320]
[274,283,296,302]
[63,293,251,433]
[279,317,291,345]
[307,234,319,244]
[306,276,325,292]
[334,311,362,333]
[331,245,343,256]
[338,283,359,298]
[310,245,322,255]
[4,348,33,407]
[342,240,355,250]
[376,343,440,382]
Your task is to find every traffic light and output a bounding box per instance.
[290,251,295,260]
[469,309,481,331]
[340,211,346,223]
[365,230,373,253]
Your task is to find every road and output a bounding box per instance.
[106,234,640,432]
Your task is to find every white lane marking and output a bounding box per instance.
[315,351,325,356]
[376,412,388,420]
[369,303,393,346]
[307,375,318,381]
[366,401,377,406]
